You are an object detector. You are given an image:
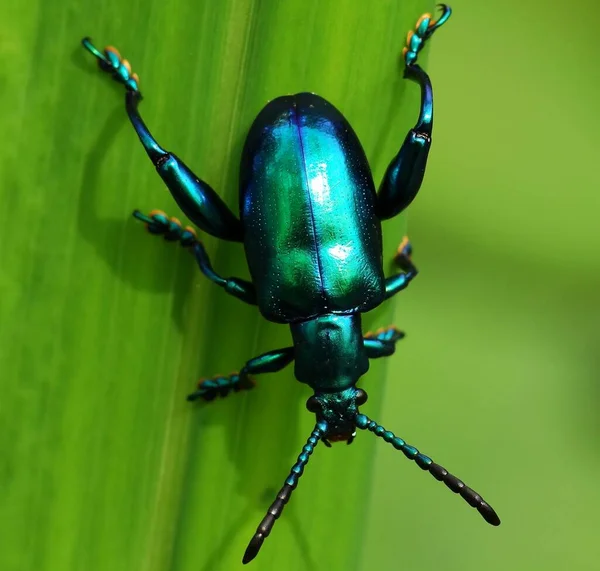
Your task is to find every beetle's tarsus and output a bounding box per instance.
[415,13,433,33]
[384,242,418,300]
[133,208,257,304]
[403,4,452,66]
[81,37,141,93]
[364,325,405,359]
[395,236,412,260]
[364,325,405,343]
[189,347,294,402]
[187,372,254,402]
[132,209,198,247]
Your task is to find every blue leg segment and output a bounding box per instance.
[376,5,451,220]
[133,210,256,305]
[364,326,405,359]
[187,346,295,401]
[81,38,243,242]
[384,236,418,299]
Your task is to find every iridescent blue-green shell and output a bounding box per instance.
[240,93,384,323]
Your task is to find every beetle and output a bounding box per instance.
[82,3,500,563]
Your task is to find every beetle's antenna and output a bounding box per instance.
[242,421,328,564]
[354,413,501,526]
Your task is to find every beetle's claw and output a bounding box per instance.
[81,37,106,63]
[403,4,452,66]
[429,4,452,34]
[81,37,141,94]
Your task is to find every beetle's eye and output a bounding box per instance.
[306,396,320,413]
[355,389,368,406]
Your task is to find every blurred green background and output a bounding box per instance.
[2,0,599,570]
[363,0,600,569]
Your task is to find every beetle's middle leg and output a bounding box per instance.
[187,347,295,401]
[375,5,451,220]
[133,209,257,306]
[81,38,243,243]
[364,326,405,359]
[384,235,418,299]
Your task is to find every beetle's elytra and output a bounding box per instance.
[241,92,386,324]
[82,3,499,564]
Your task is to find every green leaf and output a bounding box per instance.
[1,1,435,570]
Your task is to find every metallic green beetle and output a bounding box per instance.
[82,3,499,563]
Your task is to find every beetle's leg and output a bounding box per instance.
[133,209,257,305]
[81,38,141,92]
[187,347,295,401]
[376,5,451,220]
[384,236,418,299]
[81,38,243,242]
[375,63,431,219]
[364,326,405,359]
[133,209,199,245]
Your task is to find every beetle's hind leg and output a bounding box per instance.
[187,346,295,401]
[133,209,257,306]
[81,38,141,93]
[384,236,418,299]
[81,38,243,242]
[375,5,451,220]
[364,326,405,359]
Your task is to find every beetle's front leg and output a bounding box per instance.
[133,209,257,305]
[187,346,295,401]
[376,5,451,220]
[81,38,243,242]
[384,236,418,299]
[364,326,405,359]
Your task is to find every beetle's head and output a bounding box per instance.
[305,387,368,445]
